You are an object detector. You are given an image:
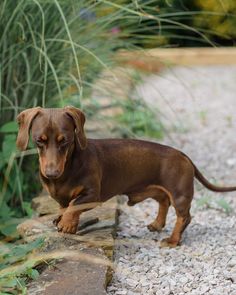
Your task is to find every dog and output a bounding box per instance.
[16,106,236,247]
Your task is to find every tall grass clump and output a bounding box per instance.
[0,0,121,124]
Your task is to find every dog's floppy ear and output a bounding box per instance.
[64,106,87,150]
[16,107,41,151]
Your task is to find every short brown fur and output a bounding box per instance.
[16,106,236,247]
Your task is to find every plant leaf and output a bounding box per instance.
[0,122,18,133]
[215,199,232,214]
[26,268,39,280]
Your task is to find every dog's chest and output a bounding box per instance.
[43,181,84,207]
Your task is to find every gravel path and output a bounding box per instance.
[107,66,236,295]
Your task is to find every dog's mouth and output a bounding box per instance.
[45,174,61,180]
[41,168,63,180]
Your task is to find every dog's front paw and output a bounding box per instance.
[147,221,164,232]
[57,214,79,234]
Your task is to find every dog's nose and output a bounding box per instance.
[45,168,60,179]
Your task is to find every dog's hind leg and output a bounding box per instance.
[160,193,193,248]
[159,159,195,247]
[127,185,170,232]
[147,196,170,232]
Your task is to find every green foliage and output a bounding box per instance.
[215,198,232,215]
[196,194,212,208]
[193,0,236,42]
[0,238,44,294]
[102,0,236,47]
[0,0,124,125]
[117,98,164,139]
[0,121,39,239]
[196,194,233,215]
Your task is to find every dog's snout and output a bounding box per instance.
[45,168,60,179]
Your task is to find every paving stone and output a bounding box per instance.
[17,196,118,294]
[28,249,107,295]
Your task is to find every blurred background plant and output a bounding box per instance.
[105,0,236,48]
[0,0,235,291]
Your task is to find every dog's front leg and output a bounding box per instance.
[57,190,101,234]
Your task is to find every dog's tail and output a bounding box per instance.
[182,153,236,192]
[193,164,236,192]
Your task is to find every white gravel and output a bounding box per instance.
[107,66,236,295]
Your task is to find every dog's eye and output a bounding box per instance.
[36,140,44,147]
[59,139,68,147]
[35,137,47,147]
[57,136,68,147]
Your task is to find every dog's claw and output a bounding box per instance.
[53,215,62,226]
[57,218,78,234]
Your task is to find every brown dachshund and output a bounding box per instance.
[16,106,236,247]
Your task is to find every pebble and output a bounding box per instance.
[179,277,189,285]
[210,280,217,285]
[231,275,236,283]
[199,285,210,294]
[226,158,236,167]
[126,279,137,287]
[127,292,139,295]
[228,258,236,268]
[183,286,191,293]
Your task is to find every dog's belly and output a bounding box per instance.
[100,167,160,200]
[98,140,166,198]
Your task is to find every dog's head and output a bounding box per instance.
[16,106,87,179]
